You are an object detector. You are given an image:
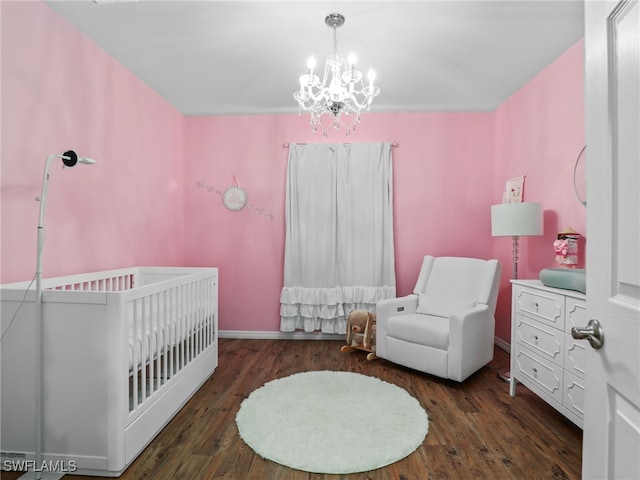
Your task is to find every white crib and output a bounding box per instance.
[0,266,218,477]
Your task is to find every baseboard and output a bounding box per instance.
[220,331,512,352]
[219,330,344,341]
[494,336,510,353]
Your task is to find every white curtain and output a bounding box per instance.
[280,142,396,333]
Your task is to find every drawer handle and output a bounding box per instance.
[531,367,538,375]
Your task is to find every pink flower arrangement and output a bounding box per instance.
[554,228,580,267]
[553,239,569,256]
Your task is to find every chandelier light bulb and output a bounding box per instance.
[307,57,316,72]
[367,69,376,86]
[294,13,380,136]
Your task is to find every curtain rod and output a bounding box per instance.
[283,142,399,148]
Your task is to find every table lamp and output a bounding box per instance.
[491,202,544,280]
[491,201,543,382]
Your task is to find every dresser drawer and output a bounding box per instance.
[563,370,585,421]
[565,297,587,334]
[514,314,563,366]
[564,334,587,378]
[513,344,563,404]
[514,286,564,329]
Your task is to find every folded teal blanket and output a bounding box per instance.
[539,268,586,294]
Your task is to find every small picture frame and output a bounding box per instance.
[222,185,248,211]
[504,176,525,203]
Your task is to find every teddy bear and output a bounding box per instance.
[346,310,376,350]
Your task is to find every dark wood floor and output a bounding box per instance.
[2,339,582,480]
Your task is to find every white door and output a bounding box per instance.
[582,0,640,479]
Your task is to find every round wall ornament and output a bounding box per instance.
[222,185,248,211]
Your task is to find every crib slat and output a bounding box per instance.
[186,282,191,366]
[155,292,162,391]
[131,299,139,411]
[149,294,155,396]
[162,289,168,386]
[203,278,209,350]
[203,278,208,349]
[195,280,201,356]
[192,281,198,357]
[184,283,190,367]
[209,276,215,345]
[200,279,205,351]
[157,291,162,389]
[196,280,201,356]
[169,287,175,379]
[187,282,193,363]
[184,283,188,368]
[205,277,210,347]
[178,285,184,372]
[197,280,202,355]
[140,297,146,404]
[205,278,209,347]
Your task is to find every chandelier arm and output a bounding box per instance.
[308,90,329,106]
[346,95,372,111]
[344,101,361,114]
[349,83,367,95]
[346,81,356,97]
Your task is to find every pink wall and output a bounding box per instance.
[1,2,584,345]
[492,39,585,342]
[183,38,584,337]
[184,113,495,332]
[1,2,186,283]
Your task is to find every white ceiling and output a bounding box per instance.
[44,0,585,116]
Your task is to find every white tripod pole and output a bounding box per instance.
[21,151,95,480]
[20,154,65,480]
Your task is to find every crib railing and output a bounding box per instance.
[126,273,217,413]
[50,272,136,292]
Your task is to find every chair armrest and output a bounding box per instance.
[375,295,418,359]
[376,295,419,324]
[448,304,495,381]
[449,304,489,324]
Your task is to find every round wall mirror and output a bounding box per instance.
[573,145,586,207]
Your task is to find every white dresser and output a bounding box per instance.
[509,279,587,428]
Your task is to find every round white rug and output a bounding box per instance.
[235,370,429,474]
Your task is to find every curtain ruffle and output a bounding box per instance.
[279,285,396,334]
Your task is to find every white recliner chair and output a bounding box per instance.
[376,256,502,382]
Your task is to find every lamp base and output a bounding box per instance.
[19,472,66,480]
[497,368,511,383]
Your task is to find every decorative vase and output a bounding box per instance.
[553,227,580,267]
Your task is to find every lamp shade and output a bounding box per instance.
[491,202,544,237]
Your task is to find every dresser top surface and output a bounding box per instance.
[511,279,586,300]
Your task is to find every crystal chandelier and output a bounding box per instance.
[294,13,380,136]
